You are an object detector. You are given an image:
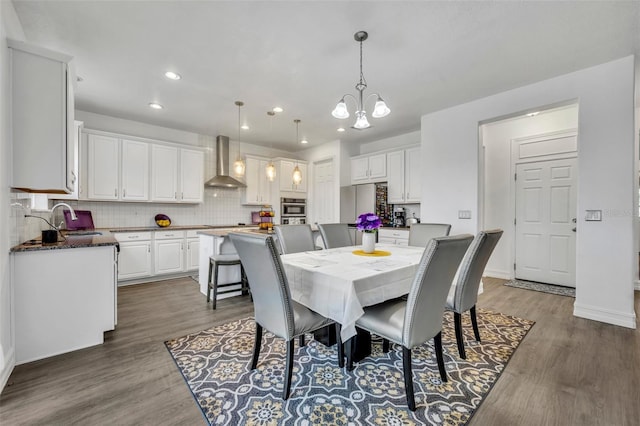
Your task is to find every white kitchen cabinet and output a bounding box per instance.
[151,145,203,203]
[154,230,185,275]
[242,155,272,205]
[12,245,117,364]
[9,40,75,194]
[378,228,409,246]
[151,145,179,202]
[386,146,421,204]
[49,120,82,201]
[114,232,153,280]
[278,159,307,193]
[180,149,204,202]
[350,153,386,184]
[185,230,200,271]
[87,134,150,201]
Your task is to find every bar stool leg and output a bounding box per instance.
[206,258,213,303]
[212,261,220,310]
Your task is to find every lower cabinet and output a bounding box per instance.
[115,232,153,280]
[115,229,200,283]
[154,230,185,275]
[378,228,410,246]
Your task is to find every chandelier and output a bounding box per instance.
[292,119,302,185]
[233,101,246,177]
[331,31,390,130]
[265,111,276,182]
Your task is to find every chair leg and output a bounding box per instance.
[335,323,344,368]
[454,312,466,359]
[298,335,306,347]
[402,346,416,412]
[206,258,213,303]
[283,339,295,400]
[433,331,447,383]
[251,323,263,370]
[382,338,390,353]
[470,305,481,342]
[212,261,220,310]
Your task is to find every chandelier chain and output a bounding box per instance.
[358,37,367,91]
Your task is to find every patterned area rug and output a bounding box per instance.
[165,310,534,425]
[504,279,575,297]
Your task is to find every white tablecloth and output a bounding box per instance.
[281,244,425,341]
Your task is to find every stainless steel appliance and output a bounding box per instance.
[281,197,306,224]
[340,183,390,244]
[394,207,406,227]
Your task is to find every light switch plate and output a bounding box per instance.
[458,210,472,219]
[585,210,602,221]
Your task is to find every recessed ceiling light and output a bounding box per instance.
[337,127,345,132]
[164,71,181,80]
[526,111,540,117]
[149,103,164,110]
[272,107,283,113]
[300,139,308,144]
[241,124,249,130]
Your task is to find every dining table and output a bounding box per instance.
[280,243,426,367]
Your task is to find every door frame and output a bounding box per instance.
[310,156,337,226]
[509,129,578,280]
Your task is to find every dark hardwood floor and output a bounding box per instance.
[0,277,638,425]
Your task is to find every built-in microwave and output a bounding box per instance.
[281,198,306,217]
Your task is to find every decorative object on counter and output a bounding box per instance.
[41,229,58,244]
[292,119,303,185]
[331,31,391,130]
[258,205,274,231]
[352,249,391,257]
[406,213,420,226]
[155,214,171,227]
[233,101,246,177]
[356,212,381,253]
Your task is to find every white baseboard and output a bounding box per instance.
[483,269,512,280]
[0,348,16,393]
[573,302,637,329]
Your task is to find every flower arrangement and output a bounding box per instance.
[356,213,382,233]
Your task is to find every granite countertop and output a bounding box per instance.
[11,231,119,253]
[11,224,262,252]
[197,227,269,238]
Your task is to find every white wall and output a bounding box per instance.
[422,56,637,328]
[482,105,579,278]
[1,0,26,392]
[299,139,342,225]
[358,130,421,155]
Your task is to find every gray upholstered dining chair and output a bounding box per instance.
[408,223,452,247]
[352,234,473,411]
[445,229,503,359]
[228,233,340,400]
[318,223,353,248]
[274,224,316,254]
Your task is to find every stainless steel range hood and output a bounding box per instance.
[205,135,246,188]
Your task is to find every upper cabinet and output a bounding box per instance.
[278,159,307,193]
[350,153,386,184]
[387,146,421,204]
[83,130,204,204]
[9,40,75,194]
[87,134,149,201]
[242,155,272,205]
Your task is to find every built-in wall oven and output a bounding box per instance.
[281,197,306,225]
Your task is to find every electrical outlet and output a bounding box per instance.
[585,210,602,221]
[458,210,472,219]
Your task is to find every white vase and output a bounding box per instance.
[362,232,376,253]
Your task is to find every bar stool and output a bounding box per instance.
[207,236,250,309]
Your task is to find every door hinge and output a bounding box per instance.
[513,262,516,271]
[514,173,517,181]
[514,218,516,225]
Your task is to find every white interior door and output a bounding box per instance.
[515,157,577,287]
[312,159,334,225]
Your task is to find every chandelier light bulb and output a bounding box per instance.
[292,165,303,185]
[233,158,246,176]
[266,162,276,182]
[353,111,371,130]
[331,100,350,119]
[371,97,391,118]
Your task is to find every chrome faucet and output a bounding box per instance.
[50,203,77,229]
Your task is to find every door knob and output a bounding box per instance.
[572,227,577,232]
[572,218,577,223]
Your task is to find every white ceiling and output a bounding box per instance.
[12,1,640,151]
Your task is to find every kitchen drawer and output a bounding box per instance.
[378,229,409,239]
[114,232,152,242]
[186,230,200,238]
[155,230,186,240]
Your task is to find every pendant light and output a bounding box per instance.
[233,101,246,177]
[265,111,277,182]
[292,119,303,185]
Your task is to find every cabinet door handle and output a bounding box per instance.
[128,235,139,239]
[181,192,184,199]
[148,244,150,253]
[71,170,76,184]
[114,188,118,197]
[174,192,177,199]
[123,188,126,197]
